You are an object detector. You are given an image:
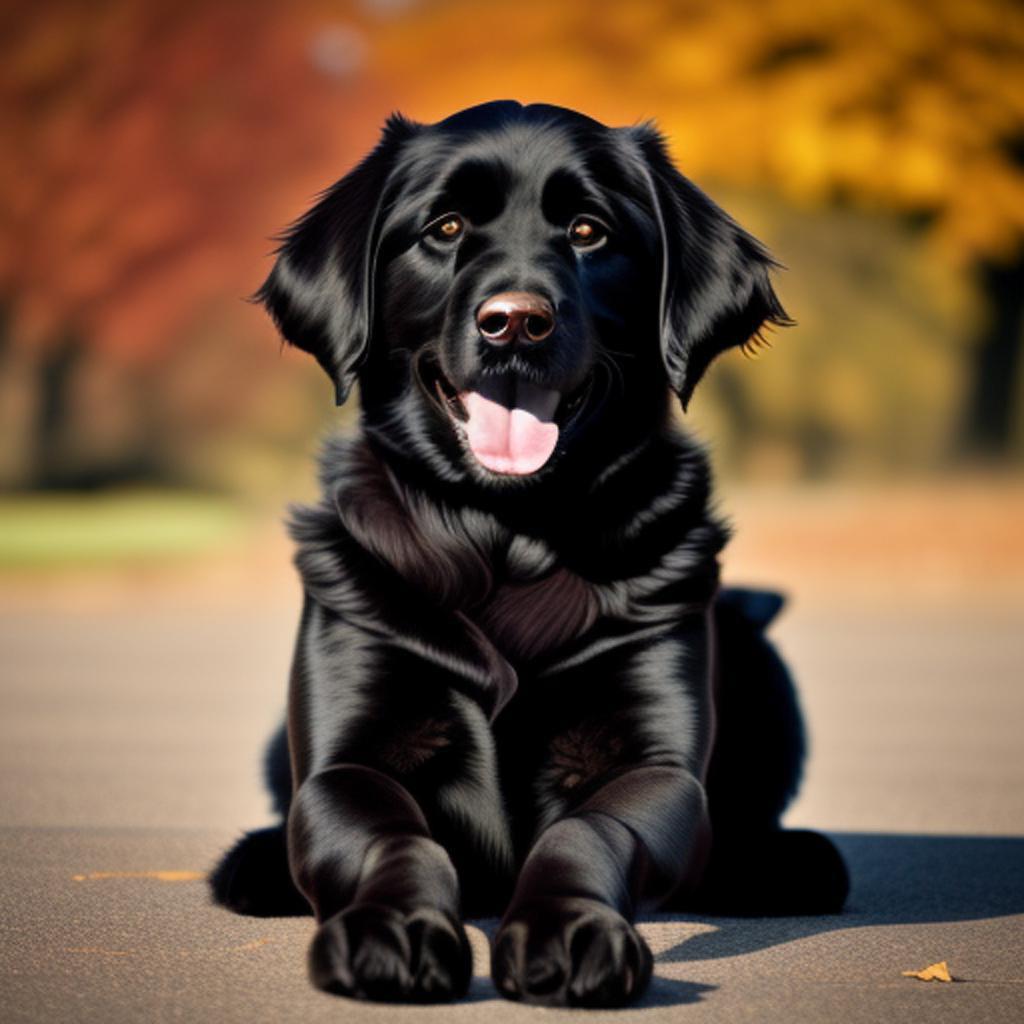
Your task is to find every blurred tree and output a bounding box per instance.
[0,0,387,488]
[961,255,1024,456]
[378,0,1024,459]
[2,0,1021,490]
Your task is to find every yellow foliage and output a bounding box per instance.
[374,0,1024,263]
[902,961,954,982]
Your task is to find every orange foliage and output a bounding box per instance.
[0,0,393,359]
[376,0,1024,265]
[3,0,1021,365]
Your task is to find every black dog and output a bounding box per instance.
[211,100,848,1007]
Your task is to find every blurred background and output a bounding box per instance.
[2,0,1023,595]
[2,0,1023,604]
[3,8,1023,1016]
[1,0,1022,833]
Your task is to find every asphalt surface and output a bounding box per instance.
[2,596,1023,1022]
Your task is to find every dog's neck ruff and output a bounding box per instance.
[288,431,729,717]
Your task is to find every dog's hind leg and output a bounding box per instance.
[209,823,311,916]
[684,827,849,915]
[209,720,310,916]
[263,717,293,817]
[664,587,849,915]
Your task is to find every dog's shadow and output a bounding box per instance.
[463,832,1022,1009]
[463,974,716,1008]
[649,832,1024,965]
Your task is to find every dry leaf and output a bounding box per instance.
[901,961,953,982]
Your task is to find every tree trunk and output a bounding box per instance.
[30,330,85,490]
[957,252,1024,459]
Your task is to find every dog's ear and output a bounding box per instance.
[625,124,793,410]
[255,114,418,405]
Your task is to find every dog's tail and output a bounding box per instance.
[209,825,311,917]
[715,585,785,630]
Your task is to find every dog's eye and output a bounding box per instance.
[568,216,608,249]
[424,214,464,243]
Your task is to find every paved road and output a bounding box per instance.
[2,598,1023,1022]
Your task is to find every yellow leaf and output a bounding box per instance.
[902,961,953,982]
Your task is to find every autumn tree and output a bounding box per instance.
[0,0,392,488]
[3,0,1021,489]
[375,0,1024,458]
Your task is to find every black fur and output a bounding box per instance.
[212,100,847,1006]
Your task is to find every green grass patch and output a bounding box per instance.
[0,491,255,568]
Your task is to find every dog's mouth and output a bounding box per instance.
[419,354,590,477]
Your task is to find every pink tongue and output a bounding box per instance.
[461,380,560,475]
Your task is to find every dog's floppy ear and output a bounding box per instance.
[625,124,793,410]
[255,114,418,405]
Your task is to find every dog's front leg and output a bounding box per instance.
[284,595,512,1003]
[491,618,714,1007]
[492,764,706,1007]
[289,763,472,1002]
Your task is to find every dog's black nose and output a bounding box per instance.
[476,292,554,345]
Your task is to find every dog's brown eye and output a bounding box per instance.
[568,216,607,249]
[426,214,464,242]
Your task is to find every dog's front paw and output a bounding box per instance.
[309,904,472,1003]
[492,897,652,1007]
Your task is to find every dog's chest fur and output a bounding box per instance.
[473,567,599,663]
[303,434,727,674]
[335,440,600,663]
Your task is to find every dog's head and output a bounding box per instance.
[258,100,790,487]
